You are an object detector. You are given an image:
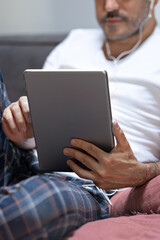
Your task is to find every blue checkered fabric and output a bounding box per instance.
[0,73,109,240]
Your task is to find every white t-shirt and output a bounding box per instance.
[43,27,160,163]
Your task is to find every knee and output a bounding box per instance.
[0,175,100,239]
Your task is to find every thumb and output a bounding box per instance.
[112,121,131,151]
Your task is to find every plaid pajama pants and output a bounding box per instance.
[0,72,109,239]
[0,174,109,240]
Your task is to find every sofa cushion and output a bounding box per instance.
[110,175,160,217]
[65,176,160,240]
[65,214,160,240]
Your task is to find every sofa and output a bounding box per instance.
[65,175,160,240]
[0,34,66,102]
[0,34,160,240]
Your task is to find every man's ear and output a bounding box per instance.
[153,0,159,7]
[148,0,157,18]
[149,0,158,10]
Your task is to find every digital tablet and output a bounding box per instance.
[24,69,114,172]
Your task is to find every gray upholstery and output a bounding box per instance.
[0,34,66,102]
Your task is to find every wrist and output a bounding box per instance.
[14,138,36,150]
[147,162,160,180]
[138,162,160,186]
[138,164,150,186]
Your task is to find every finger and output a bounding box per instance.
[63,147,99,171]
[113,121,131,151]
[67,159,97,181]
[19,96,31,123]
[10,103,27,132]
[2,118,15,138]
[2,108,19,133]
[70,139,107,162]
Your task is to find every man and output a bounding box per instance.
[1,0,160,239]
[42,0,160,187]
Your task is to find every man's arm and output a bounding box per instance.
[2,96,35,150]
[0,76,38,186]
[63,121,160,189]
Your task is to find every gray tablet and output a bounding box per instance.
[24,69,114,172]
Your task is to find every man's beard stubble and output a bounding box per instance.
[99,10,149,41]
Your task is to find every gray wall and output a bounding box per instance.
[0,0,98,35]
[0,0,160,35]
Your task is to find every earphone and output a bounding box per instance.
[105,0,156,63]
[104,0,156,121]
[148,0,155,18]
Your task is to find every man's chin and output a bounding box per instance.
[105,35,127,41]
[102,22,140,41]
[104,33,126,41]
[104,30,140,41]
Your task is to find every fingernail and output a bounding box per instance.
[67,160,71,166]
[63,148,69,155]
[71,139,76,145]
[114,121,119,129]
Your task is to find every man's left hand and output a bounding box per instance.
[63,122,147,189]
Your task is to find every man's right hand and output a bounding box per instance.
[2,96,35,149]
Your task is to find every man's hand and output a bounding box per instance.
[63,122,147,189]
[2,96,35,149]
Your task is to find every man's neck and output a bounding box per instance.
[103,17,157,60]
